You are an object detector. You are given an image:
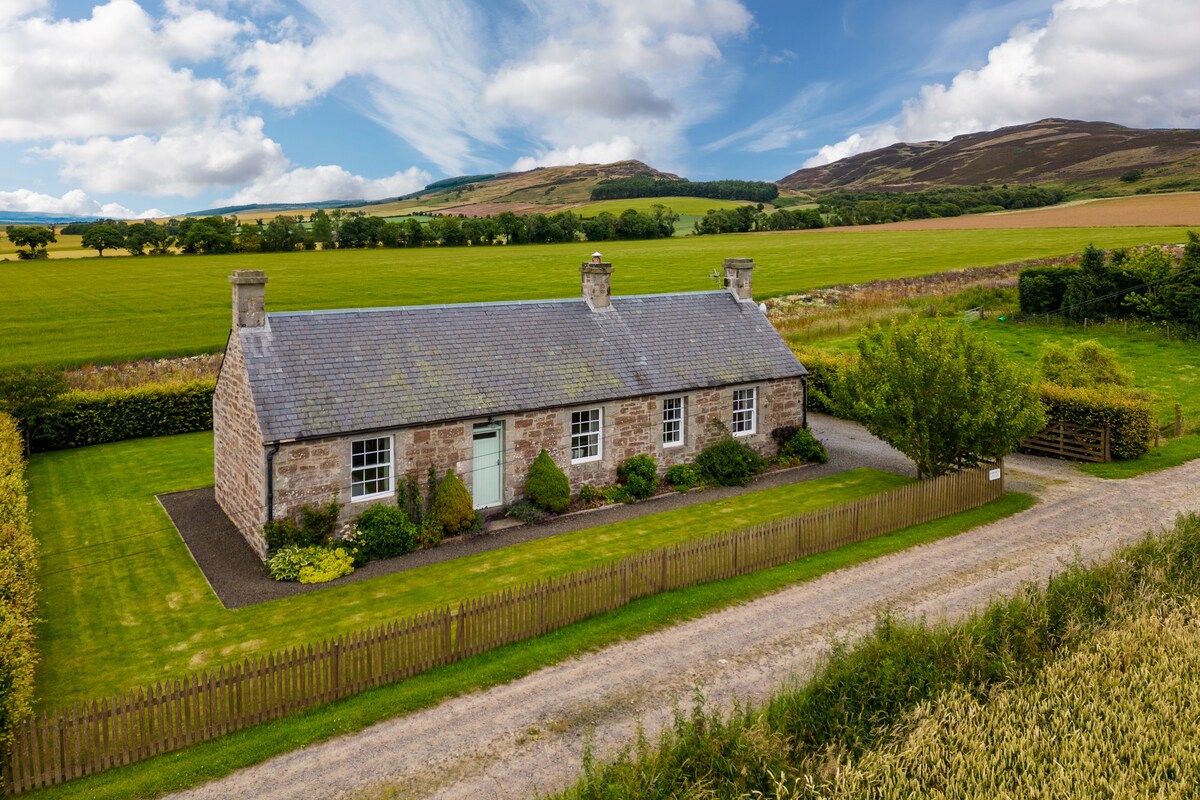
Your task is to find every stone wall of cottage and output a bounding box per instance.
[212,332,269,556]
[255,377,805,559]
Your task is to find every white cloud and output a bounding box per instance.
[41,117,287,196]
[220,164,431,205]
[511,137,645,171]
[807,0,1200,166]
[0,0,235,141]
[0,188,162,219]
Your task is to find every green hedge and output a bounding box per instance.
[0,413,38,764]
[1040,383,1154,460]
[1018,266,1076,314]
[795,348,856,417]
[32,380,214,451]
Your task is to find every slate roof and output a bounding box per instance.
[239,291,807,442]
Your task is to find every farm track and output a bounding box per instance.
[163,422,1200,800]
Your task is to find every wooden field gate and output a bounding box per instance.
[3,462,1004,794]
[1021,420,1111,463]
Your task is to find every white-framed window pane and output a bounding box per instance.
[571,409,602,462]
[662,396,684,446]
[732,388,756,435]
[351,436,393,499]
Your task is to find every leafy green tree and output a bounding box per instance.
[260,215,306,252]
[0,367,67,453]
[842,317,1045,479]
[1038,340,1132,388]
[309,209,333,248]
[5,226,56,259]
[80,223,125,256]
[180,216,235,254]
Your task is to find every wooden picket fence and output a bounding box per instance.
[1021,419,1111,463]
[3,462,1003,794]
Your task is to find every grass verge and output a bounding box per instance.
[18,492,1034,800]
[548,512,1200,800]
[1080,434,1200,478]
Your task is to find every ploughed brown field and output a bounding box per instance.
[855,191,1200,231]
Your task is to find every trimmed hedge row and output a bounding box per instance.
[1040,383,1154,460]
[31,381,214,451]
[0,412,39,762]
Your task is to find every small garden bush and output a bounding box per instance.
[430,470,475,536]
[665,463,700,491]
[616,454,658,500]
[696,437,766,487]
[773,426,829,464]
[415,518,445,548]
[578,484,607,505]
[506,498,553,525]
[263,501,339,554]
[1038,340,1132,388]
[354,505,418,561]
[267,545,355,583]
[524,449,570,512]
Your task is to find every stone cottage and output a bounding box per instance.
[214,257,809,557]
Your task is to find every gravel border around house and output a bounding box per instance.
[159,415,918,610]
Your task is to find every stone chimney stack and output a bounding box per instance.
[230,270,268,328]
[581,257,613,311]
[723,258,755,301]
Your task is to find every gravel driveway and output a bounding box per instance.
[163,418,1197,800]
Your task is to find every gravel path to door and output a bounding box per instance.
[161,422,1195,800]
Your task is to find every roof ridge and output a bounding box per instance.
[266,290,730,318]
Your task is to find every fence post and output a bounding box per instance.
[1177,404,1183,437]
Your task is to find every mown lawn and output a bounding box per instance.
[1,226,1193,368]
[31,431,911,708]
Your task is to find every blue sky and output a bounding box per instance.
[2,0,1198,217]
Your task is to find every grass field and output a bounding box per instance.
[30,431,911,707]
[2,226,1193,369]
[569,196,751,216]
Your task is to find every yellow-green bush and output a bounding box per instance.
[31,380,214,451]
[792,347,856,417]
[0,412,38,762]
[1041,382,1154,460]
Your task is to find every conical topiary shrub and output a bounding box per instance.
[430,469,475,535]
[524,448,570,513]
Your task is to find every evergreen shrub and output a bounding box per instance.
[617,454,658,500]
[430,470,475,535]
[772,426,829,464]
[696,438,765,486]
[354,505,417,560]
[524,449,570,512]
[665,463,700,491]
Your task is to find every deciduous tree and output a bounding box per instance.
[5,226,56,259]
[842,317,1045,479]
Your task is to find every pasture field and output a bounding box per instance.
[0,233,97,259]
[30,431,909,705]
[1,226,1193,369]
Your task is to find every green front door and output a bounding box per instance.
[471,423,503,509]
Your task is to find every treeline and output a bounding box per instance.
[1019,233,1200,331]
[48,204,681,256]
[693,205,825,235]
[817,185,1067,226]
[590,176,780,203]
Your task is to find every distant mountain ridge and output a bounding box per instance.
[0,211,103,226]
[779,119,1200,193]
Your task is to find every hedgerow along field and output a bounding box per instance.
[1,225,1194,369]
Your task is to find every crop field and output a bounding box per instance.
[29,431,909,705]
[1,225,1193,369]
[0,233,99,259]
[868,190,1200,230]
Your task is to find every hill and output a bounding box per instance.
[0,211,102,226]
[779,119,1200,195]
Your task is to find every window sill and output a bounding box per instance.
[732,429,755,438]
[571,455,602,465]
[351,490,393,503]
[662,441,684,449]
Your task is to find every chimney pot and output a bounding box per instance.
[722,257,755,301]
[581,261,614,311]
[230,270,268,328]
